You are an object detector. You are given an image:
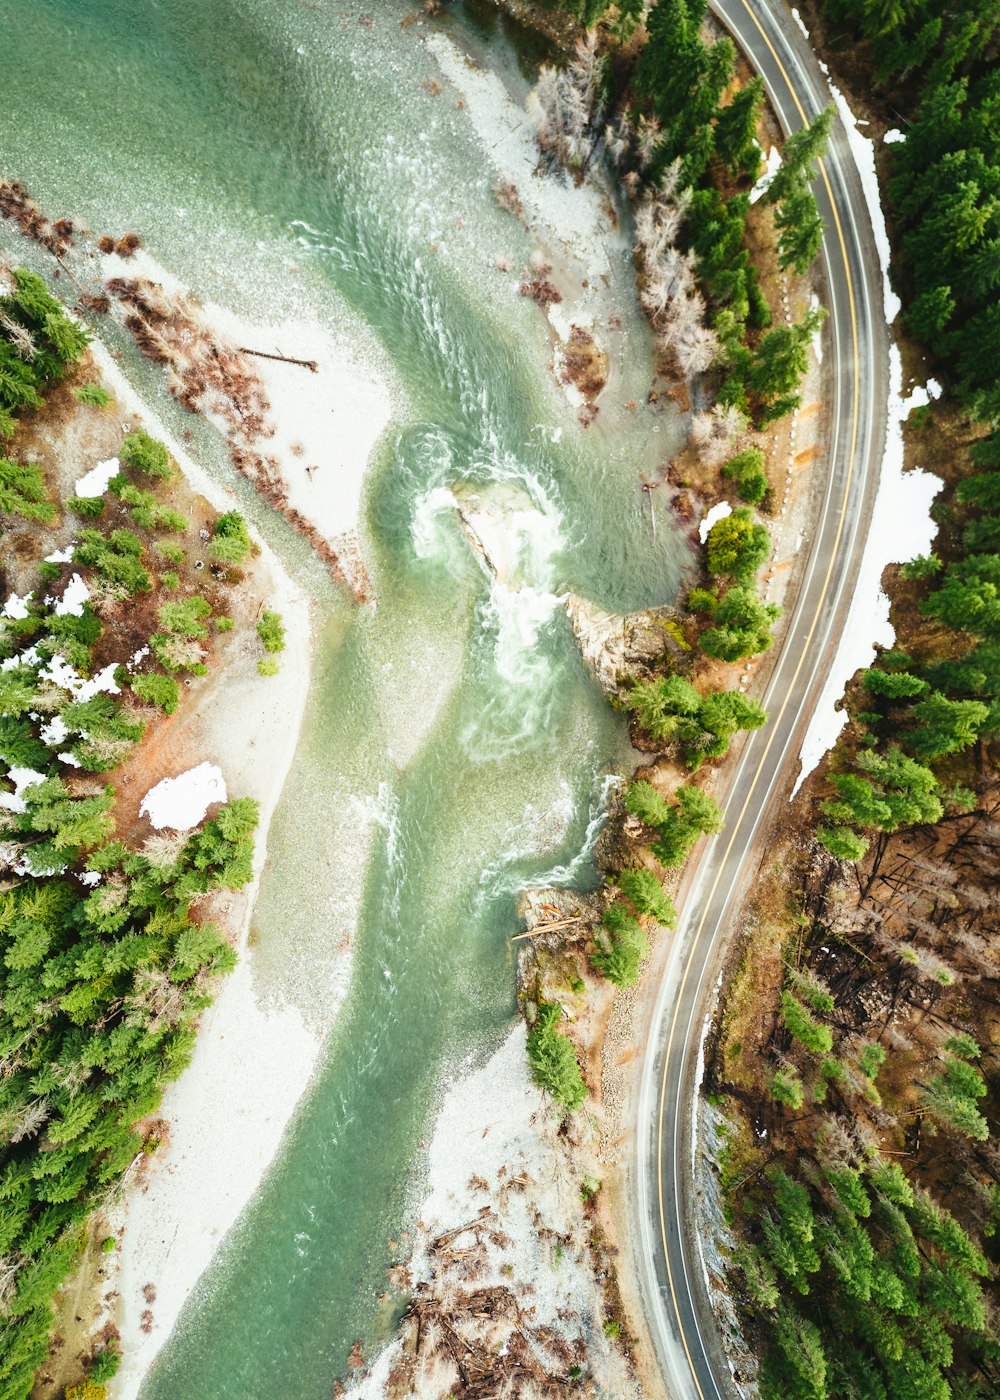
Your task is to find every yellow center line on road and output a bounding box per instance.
[655,3,864,1395]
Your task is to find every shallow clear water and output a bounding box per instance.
[2,2,689,1394]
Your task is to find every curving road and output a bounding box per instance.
[634,3,890,1398]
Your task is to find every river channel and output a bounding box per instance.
[1,2,690,1394]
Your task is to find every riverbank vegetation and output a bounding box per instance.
[516,0,835,1113]
[705,6,1000,1396]
[0,271,264,1400]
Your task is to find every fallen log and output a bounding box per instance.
[239,346,318,372]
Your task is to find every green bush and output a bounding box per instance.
[700,585,780,661]
[687,587,719,615]
[770,1067,804,1109]
[721,446,769,504]
[131,673,181,715]
[67,494,106,519]
[74,528,150,596]
[256,609,285,654]
[526,1001,587,1110]
[154,540,185,565]
[816,824,868,861]
[72,383,113,408]
[257,656,279,677]
[119,430,172,479]
[616,867,677,926]
[0,456,56,524]
[625,675,767,767]
[591,901,647,987]
[780,990,833,1055]
[706,507,771,582]
[209,511,252,566]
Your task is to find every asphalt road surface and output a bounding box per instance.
[634,3,891,1397]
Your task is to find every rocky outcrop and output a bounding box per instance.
[563,594,686,697]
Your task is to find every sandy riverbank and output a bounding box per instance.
[75,339,325,1399]
[345,1025,641,1400]
[101,248,396,595]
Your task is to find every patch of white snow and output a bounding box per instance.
[54,573,91,617]
[792,348,940,792]
[750,145,782,204]
[73,457,120,498]
[40,714,70,747]
[2,592,33,620]
[139,762,227,831]
[0,766,48,814]
[827,86,900,322]
[883,129,907,144]
[699,500,732,543]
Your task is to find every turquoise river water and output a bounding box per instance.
[1,2,690,1394]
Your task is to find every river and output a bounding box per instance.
[0,1,689,1394]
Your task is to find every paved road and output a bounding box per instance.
[634,3,890,1398]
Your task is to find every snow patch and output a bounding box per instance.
[39,655,121,702]
[73,456,120,498]
[1,645,40,673]
[54,573,91,617]
[40,714,70,747]
[699,500,732,543]
[792,348,940,792]
[810,292,824,364]
[883,129,907,144]
[790,7,810,38]
[139,762,227,830]
[44,546,75,563]
[2,592,33,620]
[827,86,900,322]
[750,145,782,204]
[0,766,47,814]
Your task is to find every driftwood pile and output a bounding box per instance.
[0,179,75,256]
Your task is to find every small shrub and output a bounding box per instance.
[722,446,768,505]
[100,1236,117,1253]
[120,430,172,478]
[209,511,252,566]
[73,382,114,408]
[215,616,234,632]
[256,609,285,654]
[154,540,185,565]
[89,1345,122,1382]
[257,656,279,677]
[68,494,107,518]
[526,1000,587,1111]
[131,673,181,715]
[0,455,56,523]
[159,570,180,590]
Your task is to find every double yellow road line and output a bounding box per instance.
[656,2,863,1394]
